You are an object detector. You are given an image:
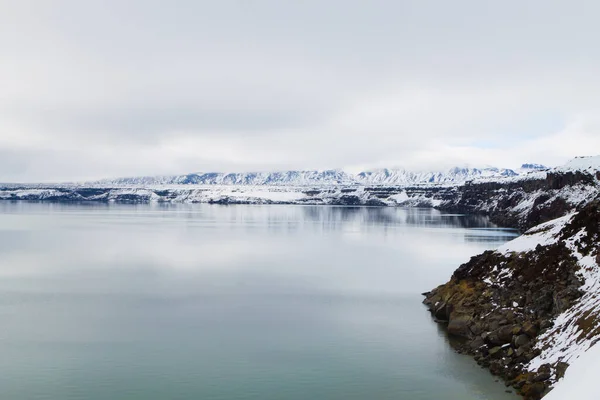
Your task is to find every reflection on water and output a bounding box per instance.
[300,206,500,230]
[0,203,518,400]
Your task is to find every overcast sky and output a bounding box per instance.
[1,0,600,182]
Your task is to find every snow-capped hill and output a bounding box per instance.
[476,156,600,185]
[354,168,416,185]
[101,170,356,186]
[423,166,517,183]
[557,155,600,177]
[97,166,521,187]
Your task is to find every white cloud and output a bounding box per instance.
[0,0,599,181]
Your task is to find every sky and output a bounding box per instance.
[1,0,600,182]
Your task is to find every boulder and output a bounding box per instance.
[514,334,530,348]
[469,336,485,351]
[433,301,451,321]
[447,312,473,338]
[487,325,516,345]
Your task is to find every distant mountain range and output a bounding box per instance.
[93,164,548,187]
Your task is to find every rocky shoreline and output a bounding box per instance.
[423,198,600,399]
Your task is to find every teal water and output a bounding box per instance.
[0,203,519,400]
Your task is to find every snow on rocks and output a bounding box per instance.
[92,166,524,187]
[525,202,600,387]
[423,198,600,399]
[496,214,573,254]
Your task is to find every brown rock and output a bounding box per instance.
[522,321,538,337]
[447,312,473,338]
[521,381,547,399]
[555,361,569,380]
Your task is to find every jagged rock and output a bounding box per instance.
[433,301,451,321]
[533,364,552,382]
[487,326,517,346]
[555,361,569,380]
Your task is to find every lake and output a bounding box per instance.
[0,202,519,400]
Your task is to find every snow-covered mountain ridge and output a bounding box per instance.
[1,157,598,234]
[92,164,544,187]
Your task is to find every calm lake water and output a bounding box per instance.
[0,203,519,400]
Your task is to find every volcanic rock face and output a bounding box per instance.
[423,200,600,399]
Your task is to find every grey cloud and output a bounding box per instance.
[6,105,328,143]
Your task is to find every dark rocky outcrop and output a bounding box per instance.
[423,199,600,399]
[438,171,598,231]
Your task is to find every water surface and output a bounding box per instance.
[0,203,519,400]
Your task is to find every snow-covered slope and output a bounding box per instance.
[477,156,599,184]
[543,340,600,400]
[556,155,600,175]
[505,202,600,397]
[522,209,600,376]
[355,166,520,185]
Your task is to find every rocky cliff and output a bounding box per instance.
[438,169,598,231]
[423,198,600,399]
